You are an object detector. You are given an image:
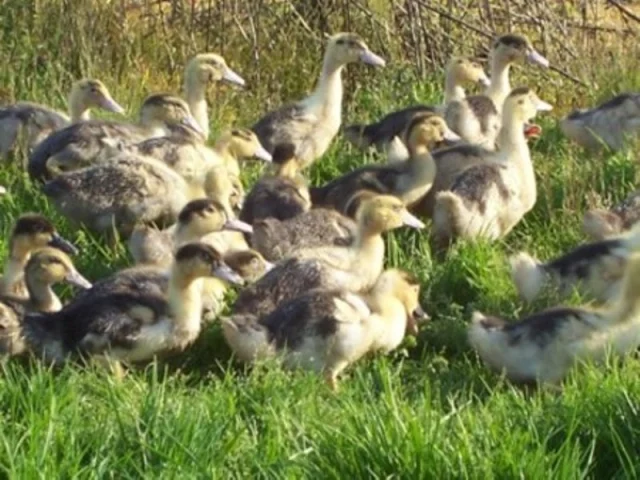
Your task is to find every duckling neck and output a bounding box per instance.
[305,56,344,121]
[167,269,204,348]
[68,94,90,122]
[184,79,210,140]
[498,113,535,206]
[1,253,28,292]
[444,76,466,104]
[25,276,61,313]
[353,230,385,274]
[363,294,407,349]
[486,56,512,111]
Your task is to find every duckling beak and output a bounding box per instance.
[223,218,254,234]
[255,145,273,163]
[478,75,491,88]
[263,260,275,272]
[100,96,126,115]
[48,233,79,256]
[401,210,425,229]
[222,67,246,87]
[443,127,461,142]
[66,269,93,289]
[360,50,386,67]
[413,305,430,322]
[526,49,550,68]
[212,263,245,286]
[534,99,553,112]
[181,115,206,136]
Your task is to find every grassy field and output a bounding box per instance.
[3,1,640,477]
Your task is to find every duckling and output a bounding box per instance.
[239,156,311,225]
[128,198,253,267]
[469,253,640,386]
[311,112,458,215]
[0,79,124,159]
[223,269,427,389]
[560,93,640,152]
[252,32,385,168]
[41,153,191,239]
[510,222,640,303]
[431,87,552,249]
[212,128,272,179]
[583,190,640,241]
[250,208,357,262]
[231,195,424,320]
[0,247,92,356]
[28,94,202,182]
[22,243,244,366]
[183,53,245,139]
[343,56,489,151]
[0,214,78,298]
[344,35,548,153]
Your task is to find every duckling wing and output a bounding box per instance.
[232,258,327,318]
[0,296,26,329]
[240,176,309,224]
[344,105,436,150]
[449,162,513,211]
[28,120,148,182]
[260,289,343,350]
[310,164,403,209]
[252,103,319,163]
[0,102,69,155]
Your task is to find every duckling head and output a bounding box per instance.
[203,166,241,218]
[9,214,78,258]
[326,33,386,68]
[25,247,92,289]
[220,128,272,163]
[356,195,425,234]
[185,53,245,88]
[139,94,204,137]
[403,112,460,154]
[503,87,553,126]
[223,249,274,283]
[491,34,549,68]
[177,198,253,237]
[173,242,245,285]
[374,268,429,335]
[69,79,125,115]
[447,57,490,88]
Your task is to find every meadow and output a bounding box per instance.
[2,0,640,477]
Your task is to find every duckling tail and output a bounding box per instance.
[221,314,273,363]
[509,252,546,302]
[582,209,623,241]
[468,311,507,359]
[610,253,640,323]
[342,124,374,149]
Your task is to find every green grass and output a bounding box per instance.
[3,5,640,477]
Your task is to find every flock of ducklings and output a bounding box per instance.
[2,32,640,390]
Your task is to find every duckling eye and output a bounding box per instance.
[336,39,345,46]
[517,99,524,105]
[471,63,480,68]
[456,59,464,65]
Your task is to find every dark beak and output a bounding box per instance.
[48,233,79,255]
[413,305,430,322]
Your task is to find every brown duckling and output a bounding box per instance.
[583,190,640,241]
[128,198,253,268]
[0,79,124,160]
[250,208,357,262]
[223,269,428,391]
[239,156,311,225]
[0,247,92,356]
[311,112,458,215]
[22,243,244,366]
[231,195,424,321]
[469,253,640,386]
[28,94,202,182]
[252,32,385,168]
[0,214,78,298]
